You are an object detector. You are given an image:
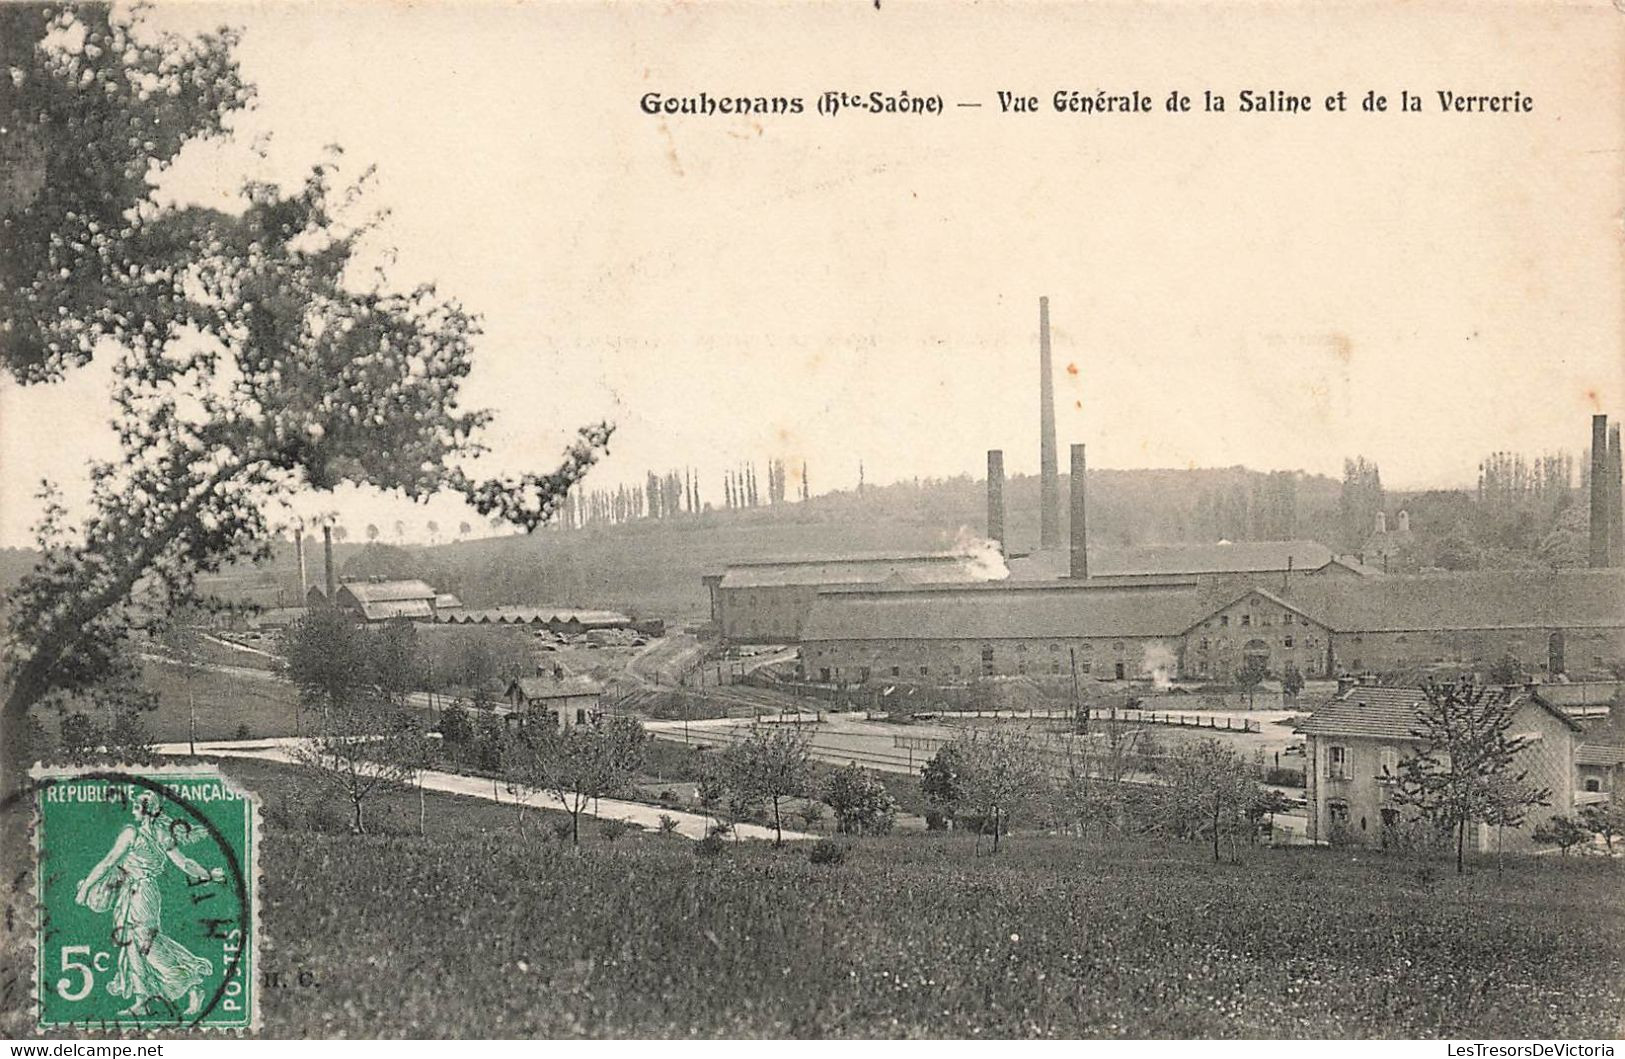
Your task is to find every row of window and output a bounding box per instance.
[1206,610,1307,629]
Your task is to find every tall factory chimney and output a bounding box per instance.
[1590,414,1609,567]
[987,449,1006,553]
[1611,423,1624,566]
[1069,444,1088,579]
[294,525,308,600]
[323,524,337,600]
[1039,296,1060,551]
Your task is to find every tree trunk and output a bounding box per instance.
[772,795,782,847]
[353,796,365,834]
[1213,799,1222,863]
[1456,816,1466,874]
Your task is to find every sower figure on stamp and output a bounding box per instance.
[74,790,224,1018]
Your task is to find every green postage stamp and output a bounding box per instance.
[30,765,261,1032]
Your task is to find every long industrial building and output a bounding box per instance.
[706,299,1625,687]
[799,570,1625,685]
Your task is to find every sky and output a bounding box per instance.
[2,1,1622,546]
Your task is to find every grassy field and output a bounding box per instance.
[7,756,1617,1039]
[38,661,305,745]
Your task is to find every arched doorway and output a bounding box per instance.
[1243,638,1271,673]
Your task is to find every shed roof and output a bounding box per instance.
[1575,743,1625,768]
[355,598,434,622]
[338,579,437,603]
[509,676,604,701]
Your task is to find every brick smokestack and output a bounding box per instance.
[1069,443,1088,579]
[323,523,337,599]
[987,449,1006,553]
[1590,414,1609,567]
[294,525,308,599]
[1039,296,1059,550]
[1611,423,1624,566]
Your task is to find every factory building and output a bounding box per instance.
[799,581,1203,684]
[705,552,997,644]
[800,569,1625,685]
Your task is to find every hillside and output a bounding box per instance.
[192,466,1346,621]
[4,462,1590,624]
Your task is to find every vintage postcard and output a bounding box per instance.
[1,0,1622,1046]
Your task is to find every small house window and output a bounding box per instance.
[1221,615,1230,627]
[1113,641,1124,651]
[919,666,928,677]
[1328,745,1349,779]
[1241,615,1252,627]
[1283,613,1294,625]
[575,708,587,724]
[1283,636,1294,648]
[891,666,900,677]
[1585,777,1602,793]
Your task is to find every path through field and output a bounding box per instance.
[153,738,813,842]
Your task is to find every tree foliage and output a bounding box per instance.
[943,730,1050,854]
[722,725,812,846]
[1394,681,1551,874]
[1,8,613,793]
[506,716,649,846]
[1157,739,1263,863]
[822,762,896,836]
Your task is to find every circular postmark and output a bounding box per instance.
[24,767,257,1033]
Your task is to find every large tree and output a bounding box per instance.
[1394,681,1551,874]
[1,6,611,794]
[723,725,812,846]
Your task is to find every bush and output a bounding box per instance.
[657,814,681,835]
[600,818,634,842]
[824,763,897,836]
[234,723,252,741]
[1263,767,1305,788]
[693,832,726,857]
[808,839,847,866]
[551,820,576,844]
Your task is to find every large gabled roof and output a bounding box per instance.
[1007,539,1343,581]
[1298,685,1582,741]
[801,585,1206,642]
[1278,570,1625,633]
[721,552,994,589]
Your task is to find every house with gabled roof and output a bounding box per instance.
[504,668,604,728]
[1297,683,1620,851]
